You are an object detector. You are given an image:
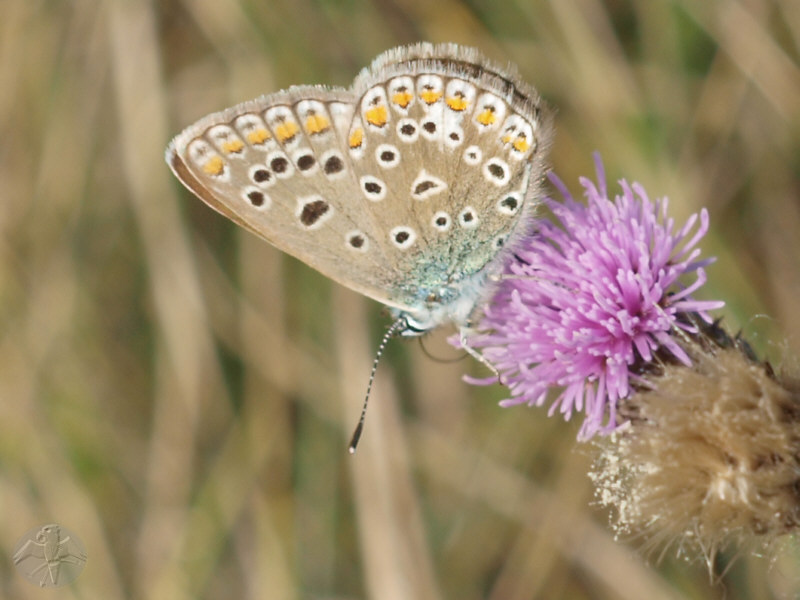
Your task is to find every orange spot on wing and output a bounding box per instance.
[274,121,299,142]
[477,109,496,126]
[247,129,271,145]
[420,89,442,105]
[512,137,530,153]
[349,128,364,149]
[221,139,244,154]
[365,105,387,127]
[392,91,413,108]
[203,156,225,176]
[305,114,330,135]
[446,96,468,111]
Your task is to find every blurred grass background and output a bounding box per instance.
[1,0,799,598]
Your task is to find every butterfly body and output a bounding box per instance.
[167,43,552,335]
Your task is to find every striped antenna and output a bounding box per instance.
[348,316,407,454]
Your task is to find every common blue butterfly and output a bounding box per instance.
[166,43,553,448]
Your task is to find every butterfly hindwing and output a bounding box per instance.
[343,44,550,310]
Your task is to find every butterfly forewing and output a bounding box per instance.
[168,87,411,309]
[167,43,552,323]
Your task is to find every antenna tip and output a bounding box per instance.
[348,422,363,455]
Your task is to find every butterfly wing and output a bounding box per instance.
[342,43,553,318]
[166,43,552,322]
[167,86,416,311]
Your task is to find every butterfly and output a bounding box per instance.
[166,42,552,448]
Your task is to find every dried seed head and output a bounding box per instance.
[591,328,800,569]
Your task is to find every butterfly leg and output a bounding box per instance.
[458,327,501,382]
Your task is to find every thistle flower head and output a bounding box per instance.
[464,154,724,438]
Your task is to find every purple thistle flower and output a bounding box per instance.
[464,154,724,439]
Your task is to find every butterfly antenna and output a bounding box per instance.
[348,316,408,454]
